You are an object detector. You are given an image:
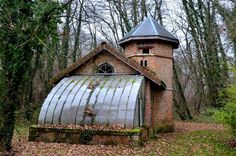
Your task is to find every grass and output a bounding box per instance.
[14,107,40,136]
[192,111,219,124]
[12,109,236,155]
[166,130,235,156]
[12,124,236,155]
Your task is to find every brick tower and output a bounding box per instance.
[119,17,179,132]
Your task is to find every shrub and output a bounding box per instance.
[213,83,236,135]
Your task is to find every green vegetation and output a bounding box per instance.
[0,0,62,151]
[11,121,236,155]
[124,128,141,133]
[155,125,174,133]
[79,129,94,144]
[167,130,235,155]
[14,106,41,136]
[192,110,220,123]
[0,0,235,154]
[212,82,236,135]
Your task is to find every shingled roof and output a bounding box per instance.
[119,17,179,48]
[51,43,166,89]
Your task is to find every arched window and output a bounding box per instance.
[97,63,115,74]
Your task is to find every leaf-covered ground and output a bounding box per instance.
[9,122,236,155]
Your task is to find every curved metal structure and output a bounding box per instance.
[38,75,144,128]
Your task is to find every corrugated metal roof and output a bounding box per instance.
[119,17,179,48]
[38,75,145,128]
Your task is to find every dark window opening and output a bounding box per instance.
[142,48,149,54]
[140,60,143,66]
[144,60,147,66]
[140,60,147,67]
[97,63,115,74]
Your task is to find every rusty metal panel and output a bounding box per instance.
[68,76,92,124]
[38,75,144,128]
[75,76,98,124]
[60,76,89,124]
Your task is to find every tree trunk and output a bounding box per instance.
[60,1,71,69]
[173,63,193,120]
[72,0,84,61]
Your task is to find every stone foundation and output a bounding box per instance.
[29,126,149,146]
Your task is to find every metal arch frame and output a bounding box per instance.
[38,75,145,128]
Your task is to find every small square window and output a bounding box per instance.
[142,48,149,54]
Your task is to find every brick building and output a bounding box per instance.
[38,17,179,133]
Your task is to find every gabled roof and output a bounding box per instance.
[119,17,179,48]
[51,43,166,89]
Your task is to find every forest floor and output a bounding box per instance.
[8,121,236,156]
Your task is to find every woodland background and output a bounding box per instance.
[0,0,235,152]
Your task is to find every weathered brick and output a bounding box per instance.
[123,40,174,133]
[74,51,138,75]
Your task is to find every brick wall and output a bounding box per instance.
[73,51,138,75]
[130,56,173,87]
[124,41,173,58]
[144,80,151,127]
[124,40,174,132]
[153,89,174,132]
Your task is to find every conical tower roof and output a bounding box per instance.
[119,17,179,49]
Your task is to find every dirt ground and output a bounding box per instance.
[174,121,226,132]
[7,122,229,156]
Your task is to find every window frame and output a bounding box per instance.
[142,48,150,54]
[140,60,143,66]
[144,60,147,66]
[97,62,115,74]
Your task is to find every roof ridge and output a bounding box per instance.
[149,17,158,35]
[132,17,148,35]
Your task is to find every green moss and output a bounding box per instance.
[30,125,37,128]
[124,128,141,133]
[28,128,37,141]
[28,126,145,145]
[79,130,94,144]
